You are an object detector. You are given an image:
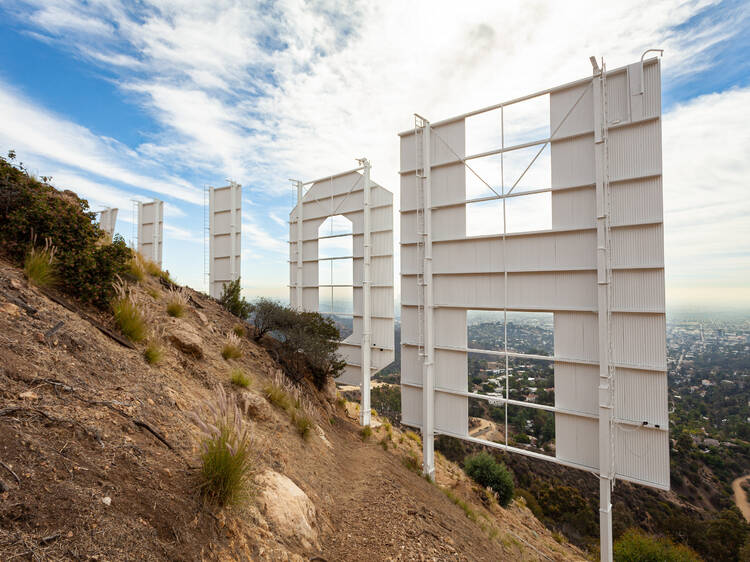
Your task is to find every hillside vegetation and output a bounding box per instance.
[0,154,586,560]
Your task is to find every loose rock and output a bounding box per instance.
[257,470,318,551]
[167,320,204,358]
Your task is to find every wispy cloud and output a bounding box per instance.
[1,0,748,304]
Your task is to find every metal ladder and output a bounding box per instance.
[414,116,427,358]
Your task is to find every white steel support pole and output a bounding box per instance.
[295,180,304,311]
[155,200,163,266]
[229,185,237,284]
[208,187,215,297]
[360,159,372,427]
[136,201,143,257]
[593,59,614,562]
[422,123,435,481]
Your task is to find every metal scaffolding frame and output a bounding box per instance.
[400,55,668,562]
[289,160,394,426]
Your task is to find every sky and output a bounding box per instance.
[0,0,748,311]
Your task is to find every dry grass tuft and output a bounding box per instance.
[232,324,245,338]
[144,340,163,365]
[126,253,146,282]
[166,288,187,318]
[112,277,147,342]
[221,332,243,360]
[187,385,255,506]
[24,237,57,288]
[230,368,251,388]
[263,371,316,440]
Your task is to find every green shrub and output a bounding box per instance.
[112,287,147,343]
[221,333,242,360]
[219,278,252,319]
[144,341,163,365]
[24,238,57,287]
[614,529,701,562]
[166,288,187,318]
[463,451,514,507]
[249,299,345,390]
[0,154,132,308]
[360,426,373,441]
[230,369,251,388]
[188,386,254,506]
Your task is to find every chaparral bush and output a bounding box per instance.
[0,152,132,308]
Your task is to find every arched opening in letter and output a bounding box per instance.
[318,215,353,338]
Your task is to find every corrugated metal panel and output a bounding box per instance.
[435,349,467,391]
[551,187,596,229]
[550,82,593,139]
[431,163,466,208]
[401,384,423,428]
[611,224,664,268]
[550,134,595,188]
[554,362,599,415]
[608,119,662,182]
[555,414,598,469]
[611,313,666,370]
[616,368,668,427]
[401,345,422,386]
[434,308,467,347]
[435,391,468,436]
[610,177,663,226]
[611,269,665,312]
[554,312,599,362]
[209,186,241,298]
[614,426,669,489]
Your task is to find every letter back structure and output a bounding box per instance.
[399,56,667,562]
[289,160,394,426]
[98,207,118,241]
[136,199,163,266]
[208,182,242,299]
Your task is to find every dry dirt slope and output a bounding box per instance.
[0,258,585,561]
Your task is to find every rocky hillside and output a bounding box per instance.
[0,257,586,561]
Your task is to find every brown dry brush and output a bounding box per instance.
[187,385,256,506]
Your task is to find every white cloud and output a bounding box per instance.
[662,86,750,305]
[0,81,203,205]
[2,0,748,304]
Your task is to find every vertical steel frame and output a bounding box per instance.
[420,122,436,479]
[593,59,614,562]
[288,161,394,426]
[399,56,667,562]
[360,159,372,426]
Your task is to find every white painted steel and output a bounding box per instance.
[400,57,667,562]
[288,162,394,426]
[98,208,118,241]
[136,199,163,266]
[208,183,242,298]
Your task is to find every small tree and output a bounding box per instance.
[463,451,515,507]
[249,297,291,341]
[218,278,252,319]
